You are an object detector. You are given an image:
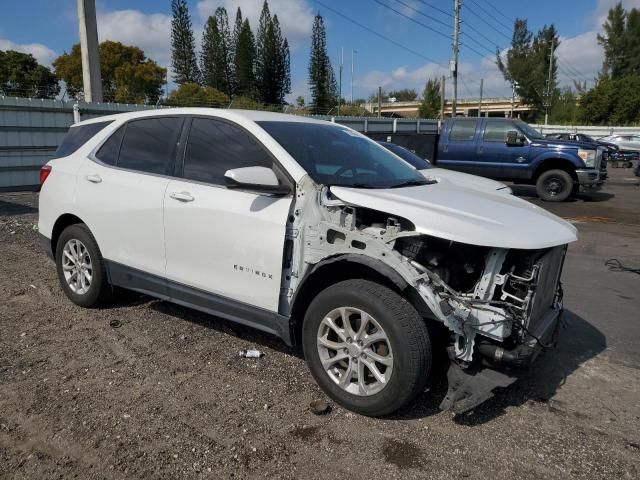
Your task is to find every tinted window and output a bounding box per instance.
[449,120,477,141]
[380,142,430,169]
[259,122,429,189]
[95,126,125,165]
[118,117,183,175]
[183,117,273,185]
[53,121,112,158]
[484,121,514,142]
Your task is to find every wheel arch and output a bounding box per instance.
[532,158,579,182]
[288,254,430,347]
[51,213,87,258]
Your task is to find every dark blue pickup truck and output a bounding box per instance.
[433,117,608,201]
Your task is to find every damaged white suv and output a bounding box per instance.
[38,109,576,416]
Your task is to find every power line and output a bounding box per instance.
[415,0,454,19]
[311,0,443,63]
[483,0,518,26]
[461,34,497,57]
[372,0,451,40]
[463,2,512,42]
[468,0,513,32]
[391,0,452,31]
[462,19,503,52]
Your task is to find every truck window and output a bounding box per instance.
[483,121,514,142]
[448,120,477,141]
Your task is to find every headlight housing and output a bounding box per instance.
[577,148,596,168]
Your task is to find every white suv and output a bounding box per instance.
[39,109,577,416]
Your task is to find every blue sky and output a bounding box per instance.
[1,0,639,101]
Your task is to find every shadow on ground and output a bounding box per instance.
[510,185,615,203]
[0,198,38,216]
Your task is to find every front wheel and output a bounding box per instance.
[302,279,431,417]
[536,169,574,202]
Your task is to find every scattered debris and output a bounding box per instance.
[109,319,122,329]
[29,284,36,289]
[626,442,640,450]
[309,399,331,415]
[239,349,263,358]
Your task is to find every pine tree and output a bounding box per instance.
[171,0,200,84]
[200,16,220,90]
[308,13,337,114]
[255,1,291,105]
[417,78,441,118]
[214,7,234,98]
[598,3,627,78]
[235,18,257,98]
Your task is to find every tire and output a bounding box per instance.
[536,169,573,202]
[55,223,112,308]
[302,279,431,417]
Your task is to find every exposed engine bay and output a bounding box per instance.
[281,179,567,412]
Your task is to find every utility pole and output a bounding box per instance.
[439,75,446,119]
[351,49,357,104]
[451,0,460,117]
[477,78,484,117]
[377,86,382,118]
[76,0,102,103]
[544,38,555,125]
[338,48,343,115]
[510,81,518,118]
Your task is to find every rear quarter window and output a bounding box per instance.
[53,121,112,158]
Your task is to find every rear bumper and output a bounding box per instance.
[576,168,606,191]
[39,233,54,261]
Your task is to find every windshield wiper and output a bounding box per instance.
[388,179,434,188]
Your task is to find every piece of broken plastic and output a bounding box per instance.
[239,349,263,358]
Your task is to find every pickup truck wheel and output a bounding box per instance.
[302,279,431,417]
[55,224,112,308]
[536,169,573,202]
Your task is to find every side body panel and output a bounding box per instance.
[435,119,481,174]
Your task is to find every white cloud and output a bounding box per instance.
[594,0,640,27]
[196,0,314,49]
[556,31,602,87]
[0,38,57,66]
[97,10,173,68]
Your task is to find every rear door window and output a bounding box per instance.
[449,120,477,141]
[53,121,112,158]
[182,117,273,185]
[118,117,184,175]
[95,126,125,166]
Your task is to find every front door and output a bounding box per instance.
[436,119,481,174]
[477,120,531,179]
[163,116,292,313]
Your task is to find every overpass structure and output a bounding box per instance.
[368,97,533,118]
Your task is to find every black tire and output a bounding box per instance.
[55,223,112,308]
[302,279,431,417]
[536,169,574,202]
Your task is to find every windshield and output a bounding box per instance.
[378,142,431,169]
[515,120,543,140]
[259,121,429,188]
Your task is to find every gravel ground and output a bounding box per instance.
[1,169,639,479]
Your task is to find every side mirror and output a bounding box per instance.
[505,130,524,146]
[224,166,291,195]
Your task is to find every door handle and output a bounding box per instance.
[442,145,448,153]
[86,174,102,184]
[169,191,194,202]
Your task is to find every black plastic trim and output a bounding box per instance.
[38,233,54,261]
[104,260,292,344]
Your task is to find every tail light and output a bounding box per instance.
[39,164,52,186]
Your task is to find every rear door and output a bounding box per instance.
[75,116,184,281]
[476,120,531,179]
[163,116,293,313]
[436,119,481,174]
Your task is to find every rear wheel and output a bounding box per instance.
[302,279,431,417]
[536,169,573,202]
[55,224,112,307]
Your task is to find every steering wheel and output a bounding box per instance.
[332,166,356,180]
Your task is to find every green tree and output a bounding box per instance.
[171,0,200,84]
[200,8,234,97]
[308,13,337,114]
[418,78,441,118]
[53,41,165,103]
[598,3,627,78]
[0,50,59,98]
[255,1,291,105]
[234,16,257,98]
[548,87,579,124]
[166,82,228,107]
[388,88,418,101]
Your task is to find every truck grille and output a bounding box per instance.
[526,245,566,331]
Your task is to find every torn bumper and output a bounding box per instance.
[439,307,562,414]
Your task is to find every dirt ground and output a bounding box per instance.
[1,168,639,479]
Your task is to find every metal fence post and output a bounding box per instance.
[73,103,81,124]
